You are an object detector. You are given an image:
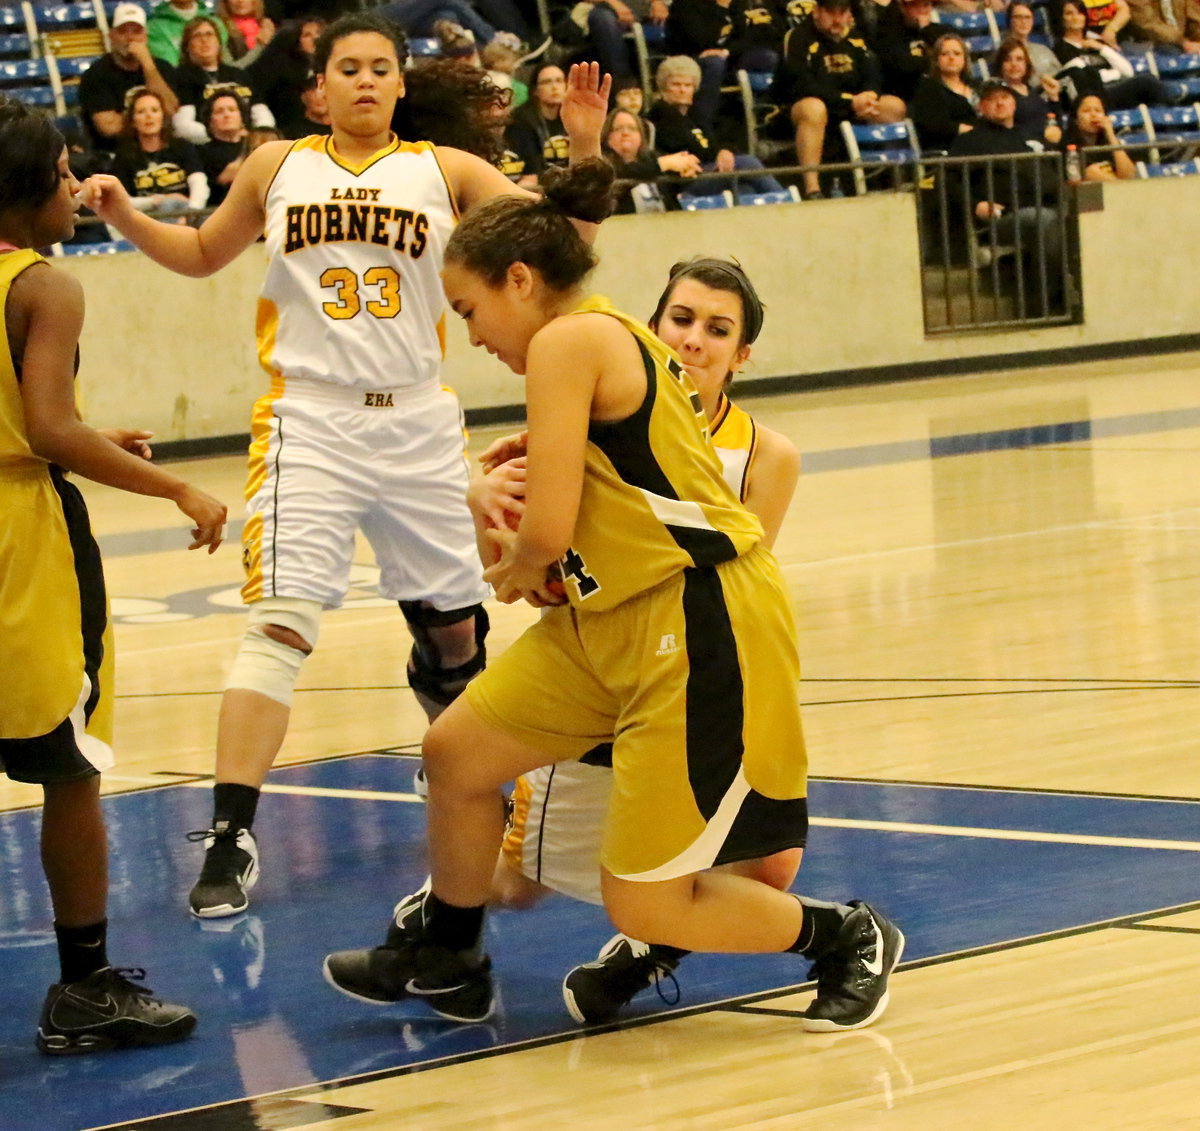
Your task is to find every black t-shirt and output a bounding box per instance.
[114,138,202,198]
[200,136,244,206]
[173,61,257,113]
[77,54,178,151]
[646,101,717,162]
[505,106,569,176]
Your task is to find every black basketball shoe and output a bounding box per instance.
[322,888,494,1023]
[562,935,682,1025]
[802,901,904,1032]
[187,825,259,919]
[37,967,197,1055]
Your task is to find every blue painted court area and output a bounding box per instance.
[1,757,1198,1131]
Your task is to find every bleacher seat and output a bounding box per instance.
[0,32,31,58]
[677,190,735,210]
[1108,105,1153,154]
[53,238,136,255]
[1153,52,1200,78]
[0,54,65,112]
[1164,76,1200,100]
[1135,157,1200,176]
[737,68,790,163]
[408,36,439,57]
[839,118,922,195]
[736,186,801,206]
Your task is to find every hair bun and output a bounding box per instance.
[539,158,615,225]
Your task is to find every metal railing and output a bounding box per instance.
[916,149,1077,334]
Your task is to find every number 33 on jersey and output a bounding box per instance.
[257,136,458,392]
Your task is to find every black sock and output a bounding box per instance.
[212,783,260,832]
[422,891,485,955]
[55,920,109,984]
[786,897,850,958]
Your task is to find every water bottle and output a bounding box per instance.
[1065,144,1082,185]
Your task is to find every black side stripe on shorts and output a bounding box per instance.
[682,565,743,820]
[50,467,106,725]
[588,340,736,567]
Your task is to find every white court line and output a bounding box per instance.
[104,776,1200,852]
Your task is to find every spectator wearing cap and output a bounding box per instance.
[948,78,1064,292]
[78,3,180,152]
[147,0,229,66]
[279,70,332,139]
[171,15,274,142]
[772,0,906,198]
[874,0,943,102]
[910,31,976,150]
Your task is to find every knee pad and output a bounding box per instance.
[399,601,489,709]
[225,598,322,706]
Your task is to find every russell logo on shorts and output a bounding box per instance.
[655,633,680,656]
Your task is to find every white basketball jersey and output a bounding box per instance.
[257,135,457,391]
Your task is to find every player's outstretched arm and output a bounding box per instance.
[79,140,288,278]
[562,61,611,163]
[17,266,227,551]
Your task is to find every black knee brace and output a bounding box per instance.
[399,601,489,708]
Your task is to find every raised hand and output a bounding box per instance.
[562,61,612,153]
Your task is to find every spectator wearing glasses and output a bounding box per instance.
[171,16,275,143]
[506,63,571,187]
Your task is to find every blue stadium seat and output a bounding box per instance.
[1108,105,1152,152]
[0,55,65,113]
[1135,157,1200,176]
[676,190,735,210]
[408,36,439,57]
[1164,76,1200,100]
[54,238,137,255]
[840,118,922,195]
[736,186,801,206]
[0,32,31,58]
[1127,51,1157,76]
[1153,52,1200,77]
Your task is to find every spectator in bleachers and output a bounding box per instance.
[875,0,944,102]
[647,54,786,193]
[247,15,324,137]
[772,0,906,198]
[1063,90,1137,174]
[198,87,248,205]
[280,70,330,137]
[568,0,651,81]
[1005,3,1063,82]
[948,78,1064,291]
[1054,0,1172,105]
[911,31,976,148]
[376,0,532,47]
[113,87,209,214]
[481,33,528,106]
[148,0,228,66]
[172,16,274,141]
[603,105,701,207]
[78,3,179,153]
[1124,0,1200,52]
[215,0,276,66]
[666,0,788,130]
[1075,0,1132,45]
[994,37,1063,141]
[614,73,648,114]
[506,62,570,185]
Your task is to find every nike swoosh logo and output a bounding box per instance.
[405,978,469,997]
[862,917,885,977]
[63,990,120,1019]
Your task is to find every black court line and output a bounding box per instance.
[86,897,1200,1131]
[1116,924,1200,935]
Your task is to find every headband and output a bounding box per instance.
[668,258,765,344]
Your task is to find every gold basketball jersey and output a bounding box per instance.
[257,136,456,391]
[0,249,45,471]
[559,295,764,613]
[710,393,756,503]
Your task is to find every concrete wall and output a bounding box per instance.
[61,176,1200,443]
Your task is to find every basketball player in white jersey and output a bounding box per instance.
[479,259,807,1023]
[81,12,611,920]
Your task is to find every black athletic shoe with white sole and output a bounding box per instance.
[562,935,681,1025]
[187,826,259,918]
[37,967,197,1055]
[322,889,494,1023]
[802,901,904,1032]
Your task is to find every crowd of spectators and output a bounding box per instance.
[27,0,1197,241]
